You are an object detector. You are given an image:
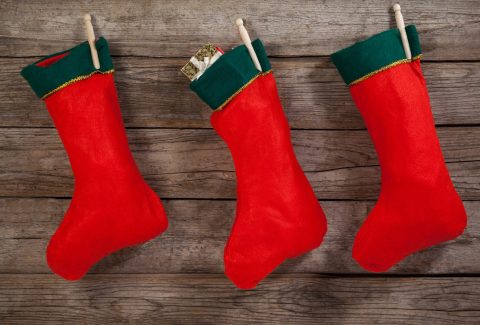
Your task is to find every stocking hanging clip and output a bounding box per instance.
[393,4,412,60]
[84,14,101,69]
[236,18,262,71]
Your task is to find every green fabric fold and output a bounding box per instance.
[331,25,422,85]
[190,39,271,110]
[21,37,114,99]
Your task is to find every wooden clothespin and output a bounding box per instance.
[393,4,412,60]
[84,14,101,69]
[236,18,262,71]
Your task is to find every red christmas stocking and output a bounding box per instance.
[332,25,467,272]
[188,41,327,289]
[21,38,168,280]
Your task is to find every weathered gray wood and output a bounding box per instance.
[0,127,479,199]
[3,58,480,128]
[0,274,479,324]
[1,0,479,59]
[1,1,479,322]
[0,199,478,274]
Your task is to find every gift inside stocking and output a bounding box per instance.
[332,25,467,272]
[21,38,168,280]
[190,40,327,289]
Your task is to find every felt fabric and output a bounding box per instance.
[21,39,168,280]
[331,25,421,85]
[332,27,467,272]
[191,40,327,289]
[21,37,113,99]
[190,39,271,110]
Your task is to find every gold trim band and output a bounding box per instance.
[349,54,422,86]
[214,70,272,111]
[41,69,115,99]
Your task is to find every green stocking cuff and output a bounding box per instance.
[331,25,422,85]
[190,39,271,110]
[21,37,114,99]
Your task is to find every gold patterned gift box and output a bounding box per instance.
[181,43,223,81]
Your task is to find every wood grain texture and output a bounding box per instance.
[3,58,480,128]
[0,199,478,274]
[0,127,479,199]
[1,0,479,59]
[1,274,479,325]
[1,1,480,323]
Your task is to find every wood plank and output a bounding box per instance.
[1,199,479,274]
[3,58,480,128]
[0,274,479,324]
[0,127,479,199]
[1,0,479,59]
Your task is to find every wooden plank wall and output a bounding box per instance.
[0,0,479,323]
